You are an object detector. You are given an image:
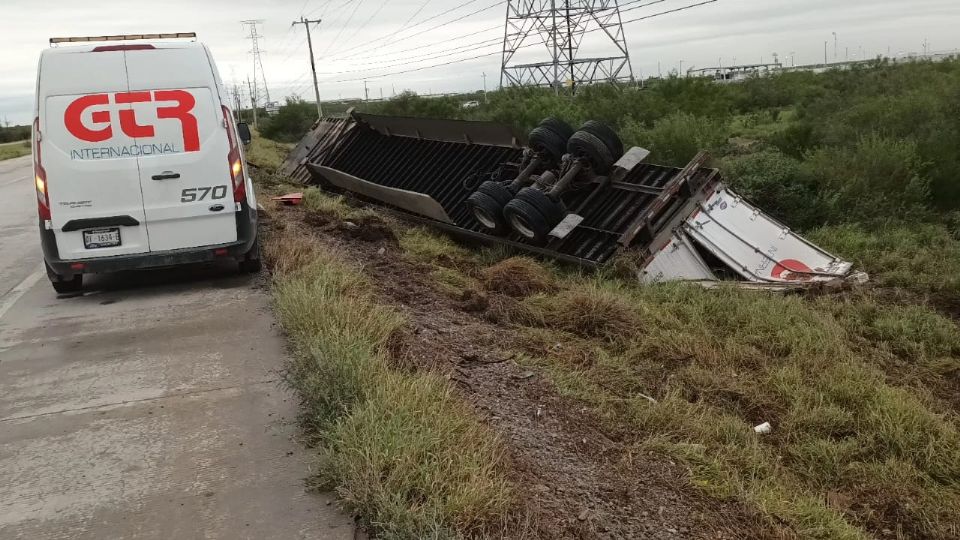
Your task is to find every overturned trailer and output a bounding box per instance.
[280,112,864,288]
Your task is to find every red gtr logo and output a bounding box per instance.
[64,90,200,152]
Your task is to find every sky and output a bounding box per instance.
[1,0,958,125]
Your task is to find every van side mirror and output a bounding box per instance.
[236,122,252,145]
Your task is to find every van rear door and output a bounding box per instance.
[124,46,237,252]
[40,48,150,260]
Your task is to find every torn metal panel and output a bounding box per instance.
[353,112,524,148]
[310,165,454,224]
[279,117,353,184]
[682,186,853,283]
[640,232,717,283]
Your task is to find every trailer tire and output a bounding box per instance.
[467,191,511,235]
[528,126,567,162]
[567,130,615,174]
[516,187,566,226]
[581,120,624,158]
[477,180,515,206]
[504,197,552,244]
[538,117,575,142]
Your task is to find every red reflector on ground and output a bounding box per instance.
[214,248,229,256]
[271,192,304,206]
[70,263,86,270]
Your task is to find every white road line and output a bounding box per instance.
[0,175,28,188]
[0,267,43,321]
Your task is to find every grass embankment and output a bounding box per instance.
[249,137,513,536]
[0,140,30,161]
[250,135,514,537]
[245,130,294,172]
[389,219,960,539]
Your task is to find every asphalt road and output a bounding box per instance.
[0,155,353,539]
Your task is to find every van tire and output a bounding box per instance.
[240,237,262,274]
[48,271,83,294]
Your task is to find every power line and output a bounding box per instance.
[317,0,717,84]
[319,0,367,57]
[324,0,667,67]
[317,37,502,75]
[332,24,501,64]
[324,0,502,61]
[621,0,716,24]
[338,0,391,49]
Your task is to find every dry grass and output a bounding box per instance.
[480,256,555,297]
[245,131,293,173]
[399,227,473,268]
[0,140,29,161]
[519,282,641,344]
[266,234,514,538]
[511,277,960,539]
[301,188,382,225]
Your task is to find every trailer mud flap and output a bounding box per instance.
[308,164,454,224]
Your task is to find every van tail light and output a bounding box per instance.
[33,117,51,220]
[222,106,245,204]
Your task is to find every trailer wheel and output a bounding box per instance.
[567,130,615,174]
[516,187,566,226]
[467,191,511,235]
[538,117,575,142]
[477,180,515,206]
[581,120,624,158]
[504,198,552,244]
[528,126,567,163]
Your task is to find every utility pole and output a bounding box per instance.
[824,41,828,66]
[363,80,369,102]
[242,20,270,108]
[482,72,488,103]
[291,16,324,119]
[832,32,837,59]
[247,75,258,128]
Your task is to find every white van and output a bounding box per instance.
[32,33,260,293]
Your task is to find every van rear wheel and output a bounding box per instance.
[239,237,262,274]
[48,272,83,294]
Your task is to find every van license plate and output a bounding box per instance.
[83,228,121,249]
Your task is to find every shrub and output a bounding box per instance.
[621,112,728,167]
[259,97,319,143]
[804,133,931,223]
[721,149,823,229]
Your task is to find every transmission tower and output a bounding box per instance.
[242,20,271,107]
[500,0,633,92]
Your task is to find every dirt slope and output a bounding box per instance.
[264,198,778,539]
